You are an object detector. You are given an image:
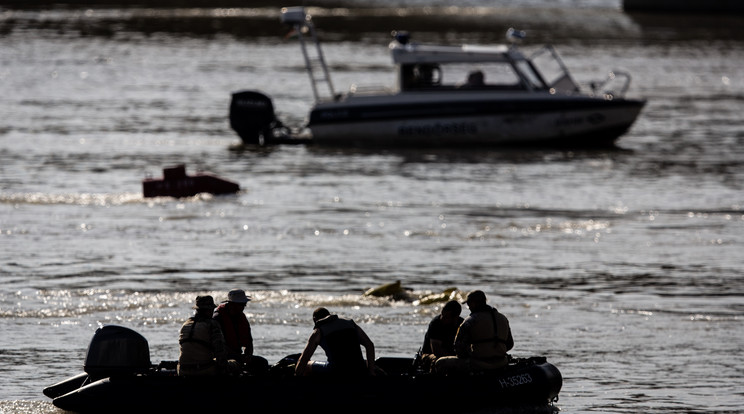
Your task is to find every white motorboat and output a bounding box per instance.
[230,7,646,147]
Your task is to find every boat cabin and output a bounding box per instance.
[389,32,580,95]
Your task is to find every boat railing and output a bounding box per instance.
[281,7,337,103]
[349,84,396,95]
[589,71,632,99]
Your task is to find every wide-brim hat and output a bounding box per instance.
[226,289,251,303]
[193,295,217,310]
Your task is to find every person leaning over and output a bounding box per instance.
[419,300,464,372]
[434,290,514,374]
[213,288,269,375]
[178,295,230,376]
[295,307,376,376]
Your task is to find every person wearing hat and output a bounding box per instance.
[213,289,268,375]
[177,295,229,376]
[434,290,514,374]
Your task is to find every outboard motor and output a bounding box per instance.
[83,325,152,380]
[229,90,280,145]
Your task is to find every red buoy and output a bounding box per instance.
[142,165,240,198]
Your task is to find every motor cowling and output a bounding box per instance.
[229,90,277,145]
[83,325,151,379]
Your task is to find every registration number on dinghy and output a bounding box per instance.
[498,373,533,388]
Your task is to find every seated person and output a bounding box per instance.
[434,290,513,375]
[459,70,485,88]
[178,296,231,376]
[419,300,464,372]
[213,289,269,375]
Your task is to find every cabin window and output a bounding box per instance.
[401,62,525,91]
[440,63,522,89]
[401,64,442,89]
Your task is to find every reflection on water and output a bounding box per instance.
[1,1,743,413]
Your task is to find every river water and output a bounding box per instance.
[1,1,743,413]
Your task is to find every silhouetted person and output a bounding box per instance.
[213,289,268,375]
[295,307,376,376]
[435,290,513,374]
[419,300,464,372]
[178,295,229,376]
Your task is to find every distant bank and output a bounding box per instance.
[623,0,744,13]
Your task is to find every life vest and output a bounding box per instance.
[178,317,221,366]
[315,315,366,375]
[179,317,214,350]
[464,306,513,360]
[214,303,252,357]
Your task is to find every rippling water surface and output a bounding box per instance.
[1,1,743,413]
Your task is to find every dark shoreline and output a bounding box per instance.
[7,0,744,13]
[2,0,353,9]
[623,0,744,13]
[2,2,742,43]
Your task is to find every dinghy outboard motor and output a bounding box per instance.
[230,90,281,145]
[83,325,152,380]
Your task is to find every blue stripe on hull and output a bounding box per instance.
[309,98,645,126]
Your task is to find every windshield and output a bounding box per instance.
[529,46,580,93]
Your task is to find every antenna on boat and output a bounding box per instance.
[281,7,337,102]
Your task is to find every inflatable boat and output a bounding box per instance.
[44,325,562,414]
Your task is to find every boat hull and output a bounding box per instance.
[49,357,561,414]
[308,93,646,147]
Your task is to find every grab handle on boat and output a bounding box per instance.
[590,70,632,99]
